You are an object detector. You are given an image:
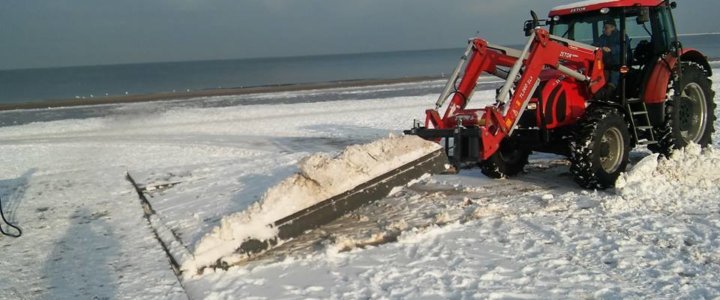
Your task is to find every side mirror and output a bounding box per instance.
[523,10,548,36]
[530,10,539,25]
[636,7,650,24]
[670,1,677,9]
[523,20,534,37]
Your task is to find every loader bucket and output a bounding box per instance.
[233,148,449,257]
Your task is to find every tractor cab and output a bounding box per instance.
[547,0,679,101]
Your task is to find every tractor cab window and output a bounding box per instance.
[624,8,653,65]
[573,21,597,45]
[551,12,626,87]
[550,13,621,46]
[654,6,677,54]
[624,5,677,65]
[624,11,651,49]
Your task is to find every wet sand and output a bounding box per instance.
[0,76,441,111]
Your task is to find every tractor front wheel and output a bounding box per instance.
[480,139,530,179]
[570,106,631,189]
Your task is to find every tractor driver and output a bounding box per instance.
[593,20,622,91]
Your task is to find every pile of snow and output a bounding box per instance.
[612,144,720,211]
[184,135,441,273]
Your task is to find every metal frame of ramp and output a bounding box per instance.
[220,148,449,267]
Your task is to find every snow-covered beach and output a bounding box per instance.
[1,67,719,299]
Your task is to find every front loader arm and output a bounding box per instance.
[439,39,518,122]
[419,28,607,161]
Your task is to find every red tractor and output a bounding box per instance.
[406,0,716,189]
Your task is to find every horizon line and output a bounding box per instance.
[3,32,719,71]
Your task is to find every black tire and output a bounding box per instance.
[653,62,716,156]
[480,139,530,179]
[570,106,631,189]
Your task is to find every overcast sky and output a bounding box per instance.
[1,0,718,70]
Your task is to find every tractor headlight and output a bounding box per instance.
[527,102,538,110]
[600,7,610,14]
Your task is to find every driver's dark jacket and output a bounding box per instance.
[593,30,631,86]
[593,31,622,66]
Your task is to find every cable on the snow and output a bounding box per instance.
[0,195,22,238]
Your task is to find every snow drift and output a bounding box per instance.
[612,143,720,212]
[185,135,442,273]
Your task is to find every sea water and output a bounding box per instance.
[0,34,718,105]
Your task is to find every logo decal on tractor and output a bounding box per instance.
[560,52,578,60]
[570,7,586,13]
[518,75,534,101]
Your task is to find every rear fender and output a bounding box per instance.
[681,49,713,76]
[642,49,711,104]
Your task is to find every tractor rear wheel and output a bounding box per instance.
[653,63,716,156]
[480,139,530,179]
[570,106,631,189]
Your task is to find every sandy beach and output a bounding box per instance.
[0,76,441,111]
